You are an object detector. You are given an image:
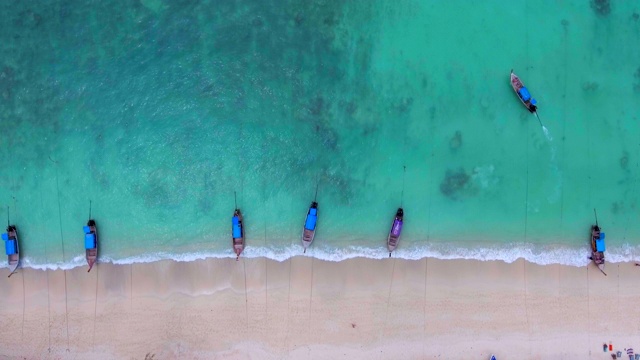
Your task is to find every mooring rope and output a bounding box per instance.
[382,258,396,341]
[53,161,70,352]
[40,184,51,353]
[92,264,99,350]
[242,258,249,332]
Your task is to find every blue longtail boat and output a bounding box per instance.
[302,202,318,253]
[387,208,403,257]
[590,225,606,276]
[2,225,20,278]
[83,220,98,272]
[510,70,538,114]
[232,209,244,260]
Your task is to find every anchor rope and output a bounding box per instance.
[53,159,70,351]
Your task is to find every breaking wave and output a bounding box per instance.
[6,242,640,271]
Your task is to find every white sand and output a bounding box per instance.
[0,257,638,359]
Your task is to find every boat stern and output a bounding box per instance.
[234,243,244,259]
[86,248,98,272]
[8,254,19,276]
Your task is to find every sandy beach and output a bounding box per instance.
[0,257,638,359]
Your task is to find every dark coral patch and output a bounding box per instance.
[396,97,414,114]
[620,151,629,170]
[590,0,611,16]
[440,168,471,200]
[449,131,462,152]
[582,81,599,92]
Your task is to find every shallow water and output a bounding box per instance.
[1,0,639,269]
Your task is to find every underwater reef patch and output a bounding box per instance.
[620,150,629,170]
[440,168,471,200]
[449,131,462,152]
[590,0,610,16]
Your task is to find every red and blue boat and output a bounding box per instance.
[2,225,20,277]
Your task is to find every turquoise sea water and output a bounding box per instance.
[1,0,639,269]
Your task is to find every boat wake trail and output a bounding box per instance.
[542,126,553,141]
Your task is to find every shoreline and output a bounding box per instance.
[8,240,640,272]
[1,257,639,359]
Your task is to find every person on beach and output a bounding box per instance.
[626,347,634,360]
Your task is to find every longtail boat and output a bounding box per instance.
[232,209,244,260]
[2,225,20,278]
[510,70,538,114]
[83,220,98,272]
[302,202,318,253]
[387,208,404,257]
[590,225,606,276]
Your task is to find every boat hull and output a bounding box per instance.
[387,208,404,255]
[232,210,245,259]
[510,71,536,112]
[86,249,97,272]
[302,202,318,252]
[590,225,606,275]
[86,220,98,272]
[8,254,19,274]
[5,226,19,277]
[302,229,315,249]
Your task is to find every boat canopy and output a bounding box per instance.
[305,208,317,231]
[3,232,17,255]
[596,232,606,252]
[5,240,17,255]
[232,216,242,238]
[85,233,96,249]
[518,87,531,101]
[391,219,403,237]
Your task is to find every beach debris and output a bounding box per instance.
[351,323,356,328]
[590,0,611,16]
[144,353,156,360]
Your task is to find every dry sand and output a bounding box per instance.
[0,257,639,359]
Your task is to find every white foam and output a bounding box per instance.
[5,243,640,271]
[542,126,553,141]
